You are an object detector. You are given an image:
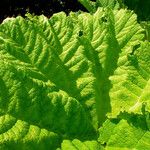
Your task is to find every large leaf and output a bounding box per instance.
[98,114,150,150]
[0,8,145,149]
[110,42,150,117]
[0,114,60,149]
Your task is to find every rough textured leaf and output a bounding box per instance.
[98,116,150,150]
[110,42,150,117]
[0,7,146,149]
[0,114,60,150]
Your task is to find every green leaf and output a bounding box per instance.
[96,0,120,9]
[109,42,150,117]
[60,139,103,150]
[0,114,60,150]
[0,7,146,149]
[98,117,150,150]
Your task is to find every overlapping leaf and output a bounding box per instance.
[110,42,150,117]
[98,115,150,150]
[0,7,146,149]
[0,114,60,149]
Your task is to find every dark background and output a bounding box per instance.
[0,0,86,23]
[0,0,150,23]
[124,0,150,21]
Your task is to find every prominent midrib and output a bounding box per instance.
[0,28,82,101]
